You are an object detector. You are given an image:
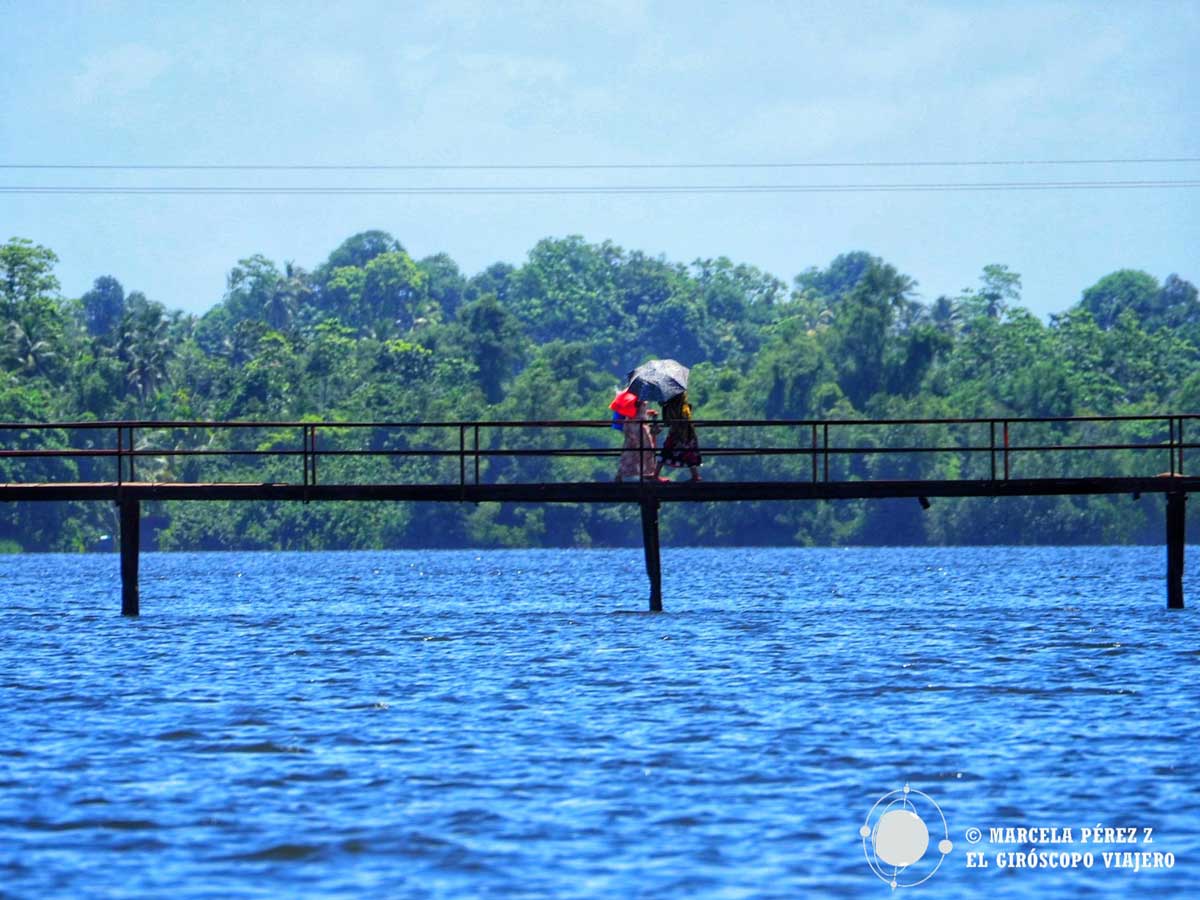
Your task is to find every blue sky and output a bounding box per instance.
[2,0,1197,317]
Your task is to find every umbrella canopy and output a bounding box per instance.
[627,359,689,403]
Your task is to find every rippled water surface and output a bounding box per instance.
[1,546,1198,898]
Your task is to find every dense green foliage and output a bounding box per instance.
[2,232,1197,551]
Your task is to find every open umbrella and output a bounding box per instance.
[627,359,689,403]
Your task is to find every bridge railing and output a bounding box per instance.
[0,414,1194,488]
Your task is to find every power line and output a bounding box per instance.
[2,180,1198,196]
[0,158,1198,172]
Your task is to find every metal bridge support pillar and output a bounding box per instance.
[120,499,140,617]
[640,498,663,612]
[1167,492,1186,610]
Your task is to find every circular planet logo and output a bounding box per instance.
[860,784,953,889]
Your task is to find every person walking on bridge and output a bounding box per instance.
[656,392,703,481]
[612,392,664,482]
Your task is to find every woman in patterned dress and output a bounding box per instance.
[615,398,663,482]
[656,392,702,481]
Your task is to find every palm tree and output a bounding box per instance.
[929,296,962,336]
[120,301,173,403]
[263,261,312,332]
[5,319,58,377]
[126,342,169,402]
[894,298,928,333]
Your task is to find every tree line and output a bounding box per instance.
[1,231,1197,551]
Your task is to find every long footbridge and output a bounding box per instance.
[0,413,1194,614]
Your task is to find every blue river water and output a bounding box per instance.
[0,545,1197,898]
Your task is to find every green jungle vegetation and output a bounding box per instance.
[1,231,1198,551]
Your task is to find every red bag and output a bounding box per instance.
[608,390,638,419]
